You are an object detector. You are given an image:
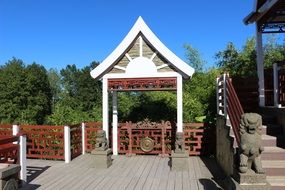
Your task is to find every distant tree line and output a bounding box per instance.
[0,35,284,125]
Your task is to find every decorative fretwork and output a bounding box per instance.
[262,23,285,33]
[70,124,82,159]
[85,122,103,152]
[118,121,174,156]
[108,77,177,91]
[183,123,204,155]
[279,69,285,105]
[0,124,12,136]
[20,125,65,160]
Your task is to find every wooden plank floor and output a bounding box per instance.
[21,155,224,190]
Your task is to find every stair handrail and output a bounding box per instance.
[216,73,244,146]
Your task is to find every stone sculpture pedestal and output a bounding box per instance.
[91,149,112,169]
[171,150,189,171]
[0,164,21,190]
[234,170,270,190]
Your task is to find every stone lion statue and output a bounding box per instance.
[239,113,264,174]
[175,132,185,153]
[95,130,108,151]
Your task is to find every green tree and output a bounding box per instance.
[0,58,52,124]
[184,44,205,72]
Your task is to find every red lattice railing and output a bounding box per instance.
[70,124,82,159]
[0,135,19,164]
[184,123,204,156]
[118,121,204,156]
[0,124,12,136]
[85,122,102,153]
[279,69,285,105]
[118,121,174,156]
[20,125,64,160]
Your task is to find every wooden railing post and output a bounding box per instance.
[19,134,27,183]
[127,122,132,156]
[81,123,85,155]
[64,125,71,163]
[161,123,165,157]
[223,73,228,118]
[12,124,19,136]
[273,63,280,107]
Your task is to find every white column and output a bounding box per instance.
[223,74,227,118]
[273,63,279,107]
[103,77,109,140]
[177,75,183,132]
[19,135,27,183]
[81,123,85,155]
[12,124,19,136]
[112,91,118,155]
[64,126,71,163]
[256,23,265,107]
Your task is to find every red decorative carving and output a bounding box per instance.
[70,124,82,159]
[108,77,177,91]
[84,122,103,152]
[118,121,173,156]
[20,125,64,160]
[183,123,204,155]
[279,69,285,105]
[0,124,12,136]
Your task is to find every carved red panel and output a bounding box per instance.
[108,77,177,91]
[0,124,12,136]
[279,70,285,105]
[85,122,102,152]
[20,125,64,160]
[183,123,204,155]
[0,136,19,164]
[118,121,173,156]
[70,124,82,159]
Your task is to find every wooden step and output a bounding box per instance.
[262,160,285,176]
[262,135,277,147]
[262,147,285,160]
[267,176,285,190]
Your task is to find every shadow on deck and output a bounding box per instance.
[20,155,226,190]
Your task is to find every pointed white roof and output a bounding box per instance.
[90,16,195,79]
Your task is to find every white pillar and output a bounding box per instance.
[103,77,109,140]
[81,123,85,155]
[256,23,265,107]
[12,124,19,136]
[64,126,71,163]
[19,135,27,183]
[223,74,227,118]
[273,63,279,107]
[177,75,183,132]
[112,91,118,155]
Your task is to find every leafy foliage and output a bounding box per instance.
[216,36,285,77]
[0,58,52,124]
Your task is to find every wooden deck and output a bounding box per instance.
[21,154,224,190]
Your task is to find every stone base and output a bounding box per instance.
[234,170,271,190]
[171,150,189,171]
[0,164,21,190]
[91,149,112,169]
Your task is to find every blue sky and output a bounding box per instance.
[0,0,256,70]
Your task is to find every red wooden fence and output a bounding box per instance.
[20,125,65,160]
[84,122,102,153]
[0,124,12,136]
[70,124,82,159]
[279,69,285,105]
[0,135,19,164]
[184,123,204,156]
